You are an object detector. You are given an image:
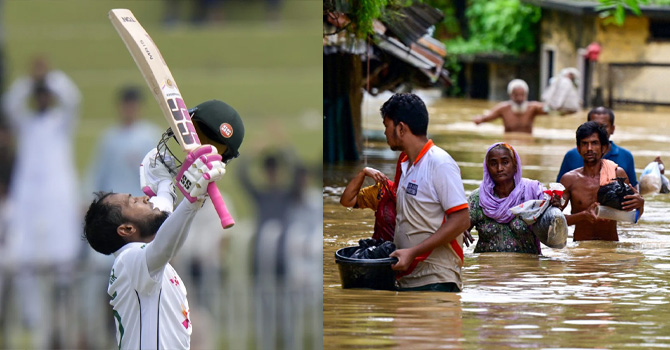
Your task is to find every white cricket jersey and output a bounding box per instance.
[108,243,191,350]
[107,199,202,350]
[394,140,468,289]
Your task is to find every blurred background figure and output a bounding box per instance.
[541,67,582,114]
[1,55,82,349]
[238,147,297,277]
[191,0,225,25]
[237,143,322,350]
[281,160,323,350]
[264,0,284,23]
[0,121,14,345]
[86,85,161,197]
[639,156,669,195]
[163,0,284,26]
[0,124,12,204]
[163,0,225,26]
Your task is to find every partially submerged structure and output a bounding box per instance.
[323,1,451,162]
[524,0,670,108]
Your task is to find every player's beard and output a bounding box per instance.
[135,211,170,239]
[511,101,528,114]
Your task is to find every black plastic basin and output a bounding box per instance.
[335,246,398,291]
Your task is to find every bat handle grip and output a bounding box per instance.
[207,182,235,229]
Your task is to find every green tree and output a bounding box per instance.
[597,0,648,25]
[324,0,408,38]
[443,0,541,56]
[592,0,670,26]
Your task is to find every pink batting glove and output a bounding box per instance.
[176,145,226,203]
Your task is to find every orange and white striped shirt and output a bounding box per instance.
[394,140,468,290]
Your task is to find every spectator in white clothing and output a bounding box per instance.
[1,55,82,349]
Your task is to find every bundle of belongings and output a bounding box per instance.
[639,160,669,195]
[509,183,568,249]
[541,67,581,114]
[349,238,396,260]
[597,177,635,210]
[594,159,639,223]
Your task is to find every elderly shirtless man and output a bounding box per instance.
[473,79,549,134]
[559,121,645,241]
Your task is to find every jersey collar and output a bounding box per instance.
[402,139,434,165]
[113,242,146,257]
[414,139,434,164]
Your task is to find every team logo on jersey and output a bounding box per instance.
[181,304,191,329]
[406,183,418,196]
[170,276,180,286]
[109,269,117,285]
[220,123,233,138]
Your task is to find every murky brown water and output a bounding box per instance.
[323,92,670,349]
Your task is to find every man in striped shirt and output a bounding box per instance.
[381,93,470,292]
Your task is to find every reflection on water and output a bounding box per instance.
[324,93,670,349]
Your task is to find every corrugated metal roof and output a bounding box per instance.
[383,2,445,47]
[323,1,450,88]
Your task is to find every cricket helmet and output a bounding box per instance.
[189,99,245,163]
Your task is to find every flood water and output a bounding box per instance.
[323,91,670,349]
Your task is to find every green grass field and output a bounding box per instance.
[3,0,322,219]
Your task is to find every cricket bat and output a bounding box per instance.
[108,8,235,229]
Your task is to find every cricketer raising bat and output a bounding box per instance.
[108,8,235,229]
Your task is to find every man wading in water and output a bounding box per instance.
[559,121,644,241]
[381,93,470,292]
[473,79,575,134]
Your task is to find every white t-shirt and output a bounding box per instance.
[108,199,201,350]
[394,140,468,289]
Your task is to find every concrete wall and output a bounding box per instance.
[489,63,517,101]
[540,10,596,96]
[595,16,670,105]
[488,62,540,101]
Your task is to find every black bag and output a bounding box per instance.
[597,177,634,210]
[350,239,396,259]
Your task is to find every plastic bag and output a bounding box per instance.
[350,239,396,259]
[595,205,638,223]
[509,183,565,225]
[372,180,396,242]
[532,207,568,248]
[639,161,670,195]
[597,177,634,210]
[509,198,550,225]
[509,183,567,249]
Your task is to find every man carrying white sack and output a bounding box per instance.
[639,156,669,195]
[542,67,582,114]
